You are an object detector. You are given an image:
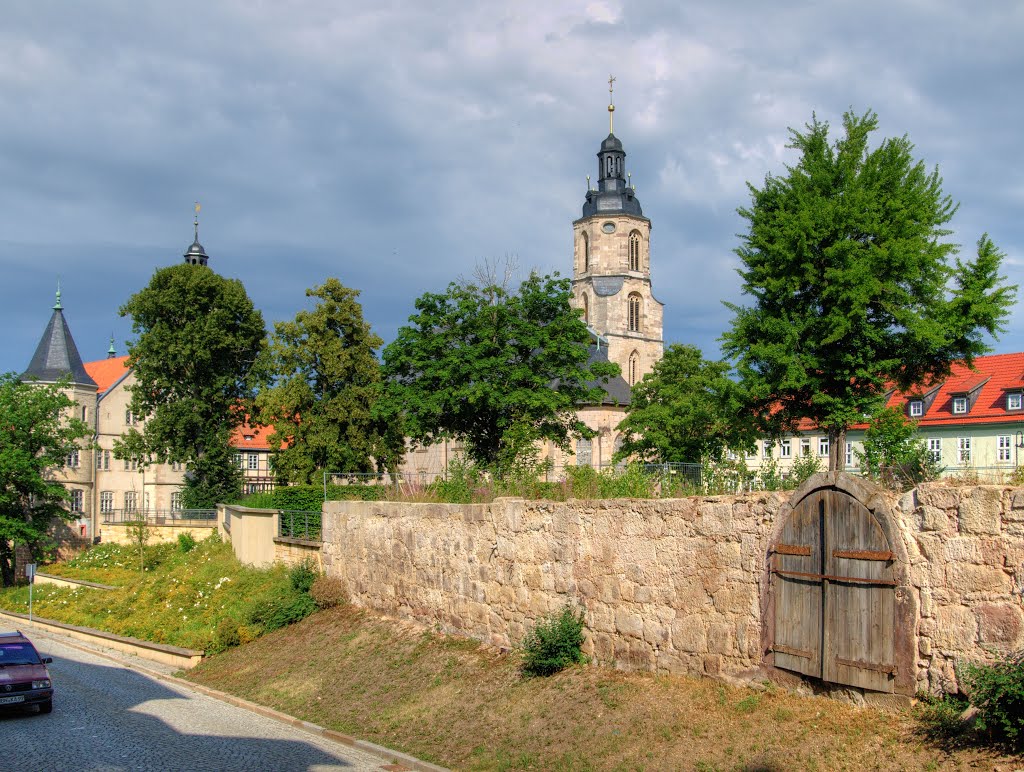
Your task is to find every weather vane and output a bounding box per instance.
[608,74,616,134]
[194,201,201,240]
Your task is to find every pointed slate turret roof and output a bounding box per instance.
[21,291,97,388]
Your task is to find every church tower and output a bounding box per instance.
[571,80,664,387]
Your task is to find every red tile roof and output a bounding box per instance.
[83,356,130,394]
[230,421,281,451]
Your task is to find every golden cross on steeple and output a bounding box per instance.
[608,74,616,134]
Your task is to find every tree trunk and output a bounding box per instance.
[829,427,846,472]
[0,539,14,588]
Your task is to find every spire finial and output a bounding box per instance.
[194,201,201,241]
[607,74,616,134]
[54,280,62,311]
[108,334,116,358]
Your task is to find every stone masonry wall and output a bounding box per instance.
[321,479,1024,693]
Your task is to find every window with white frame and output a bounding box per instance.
[928,438,942,463]
[780,439,792,458]
[957,437,972,463]
[247,453,259,470]
[66,449,80,468]
[124,491,138,513]
[1008,393,1022,411]
[123,458,138,472]
[762,441,773,458]
[170,492,182,511]
[952,396,968,415]
[909,400,924,417]
[998,435,1012,462]
[576,437,593,467]
[125,409,136,426]
[800,438,811,456]
[818,437,830,457]
[233,453,243,468]
[100,491,114,514]
[70,489,83,512]
[846,442,853,468]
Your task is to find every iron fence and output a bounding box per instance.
[100,509,217,527]
[278,509,322,541]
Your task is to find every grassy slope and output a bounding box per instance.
[185,606,1019,772]
[0,539,300,650]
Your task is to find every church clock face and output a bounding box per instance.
[602,222,616,233]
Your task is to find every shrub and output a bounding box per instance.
[246,585,317,633]
[310,575,349,609]
[521,603,588,677]
[209,617,241,653]
[288,558,319,593]
[915,692,971,744]
[177,532,197,553]
[962,650,1024,750]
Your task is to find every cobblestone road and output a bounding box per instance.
[1,633,412,771]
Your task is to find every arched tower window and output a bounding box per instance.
[576,437,593,467]
[582,293,589,325]
[628,231,641,272]
[581,231,590,272]
[628,293,642,332]
[628,350,639,386]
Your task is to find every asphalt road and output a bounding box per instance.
[1,634,409,772]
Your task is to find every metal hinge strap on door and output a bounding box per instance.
[771,644,812,659]
[832,549,893,561]
[834,656,897,676]
[774,544,812,556]
[771,568,897,587]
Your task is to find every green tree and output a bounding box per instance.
[379,271,618,474]
[255,278,403,484]
[0,375,92,586]
[117,264,267,507]
[614,344,752,463]
[856,406,942,490]
[722,110,1016,470]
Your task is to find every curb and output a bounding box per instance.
[28,626,449,772]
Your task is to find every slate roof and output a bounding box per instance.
[22,306,97,388]
[584,340,631,406]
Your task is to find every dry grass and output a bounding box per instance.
[183,607,1022,771]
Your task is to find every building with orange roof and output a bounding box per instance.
[743,352,1024,482]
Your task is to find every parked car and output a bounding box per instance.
[0,631,54,714]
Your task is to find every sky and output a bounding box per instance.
[2,1,1023,375]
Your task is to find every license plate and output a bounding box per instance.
[0,695,25,704]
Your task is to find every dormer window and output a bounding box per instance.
[1008,392,1022,411]
[909,400,923,418]
[952,396,968,415]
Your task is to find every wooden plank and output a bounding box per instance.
[772,568,896,587]
[834,656,896,675]
[775,544,812,556]
[832,548,893,561]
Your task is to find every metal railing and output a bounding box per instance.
[100,509,217,527]
[278,510,322,541]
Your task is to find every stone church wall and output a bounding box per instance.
[320,481,1024,694]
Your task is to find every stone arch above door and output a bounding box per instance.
[761,473,918,695]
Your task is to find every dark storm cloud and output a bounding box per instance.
[1,0,1022,374]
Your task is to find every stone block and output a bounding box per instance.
[671,617,707,653]
[919,637,932,656]
[958,486,1002,535]
[707,622,734,655]
[947,563,1011,595]
[703,654,722,675]
[917,484,961,511]
[614,607,644,638]
[976,603,1024,646]
[918,505,951,533]
[931,606,977,650]
[919,588,933,617]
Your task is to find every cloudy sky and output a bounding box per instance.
[2,1,1022,376]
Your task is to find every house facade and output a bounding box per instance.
[743,353,1024,482]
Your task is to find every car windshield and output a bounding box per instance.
[0,643,40,666]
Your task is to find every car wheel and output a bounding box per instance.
[39,699,53,714]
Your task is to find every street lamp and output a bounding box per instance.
[1015,431,1024,470]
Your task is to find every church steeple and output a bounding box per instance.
[21,288,97,387]
[582,78,642,219]
[183,201,210,266]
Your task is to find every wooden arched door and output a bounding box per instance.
[771,487,897,692]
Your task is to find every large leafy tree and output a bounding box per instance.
[255,278,403,483]
[614,344,753,463]
[0,375,91,586]
[117,264,267,507]
[379,271,618,473]
[722,110,1016,470]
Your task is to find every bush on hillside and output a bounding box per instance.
[962,651,1024,750]
[310,576,349,609]
[521,603,588,677]
[289,558,319,593]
